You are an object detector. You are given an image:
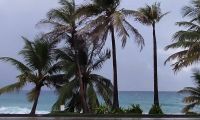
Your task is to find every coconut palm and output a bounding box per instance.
[51,40,113,113]
[0,37,61,115]
[179,69,200,113]
[76,0,144,109]
[39,0,89,112]
[133,2,168,107]
[165,0,200,71]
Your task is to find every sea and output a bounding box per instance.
[0,91,189,114]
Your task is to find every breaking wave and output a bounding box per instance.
[0,106,49,114]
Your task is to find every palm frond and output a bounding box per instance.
[182,102,197,113]
[123,19,145,49]
[0,57,31,73]
[51,79,78,111]
[89,49,110,71]
[87,82,99,111]
[26,87,39,102]
[164,50,188,65]
[112,11,129,47]
[0,81,26,95]
[90,74,113,106]
[173,31,200,42]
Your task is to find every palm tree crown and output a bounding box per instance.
[133,3,168,25]
[52,40,113,113]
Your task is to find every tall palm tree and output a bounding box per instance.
[179,69,200,113]
[52,40,113,113]
[133,3,168,106]
[39,0,89,112]
[0,37,60,115]
[76,0,144,109]
[165,0,200,71]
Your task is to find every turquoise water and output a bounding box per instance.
[0,91,186,114]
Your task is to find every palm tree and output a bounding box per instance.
[133,2,168,106]
[165,0,200,71]
[39,0,89,112]
[76,0,144,109]
[179,69,200,113]
[0,37,60,115]
[51,40,113,113]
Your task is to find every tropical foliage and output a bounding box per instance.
[165,0,200,114]
[179,70,200,114]
[51,40,113,113]
[126,104,143,114]
[77,0,144,109]
[148,104,163,115]
[165,0,200,71]
[1,0,200,115]
[39,0,91,113]
[0,37,62,114]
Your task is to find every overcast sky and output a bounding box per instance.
[0,0,195,91]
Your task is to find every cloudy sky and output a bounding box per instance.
[0,0,195,91]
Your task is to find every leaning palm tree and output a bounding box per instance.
[133,3,168,107]
[52,40,113,113]
[77,0,144,109]
[39,0,89,112]
[165,0,200,71]
[0,37,60,115]
[179,69,200,114]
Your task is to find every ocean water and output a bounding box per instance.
[0,91,187,114]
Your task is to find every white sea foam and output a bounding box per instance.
[0,106,49,114]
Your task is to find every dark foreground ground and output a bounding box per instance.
[0,115,200,120]
[0,117,200,120]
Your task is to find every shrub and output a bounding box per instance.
[95,105,111,114]
[149,104,163,115]
[111,107,126,114]
[126,104,143,114]
[185,111,198,115]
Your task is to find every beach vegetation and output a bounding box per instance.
[149,104,163,115]
[126,104,143,114]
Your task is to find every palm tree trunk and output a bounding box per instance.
[72,29,88,113]
[110,25,119,109]
[76,59,88,113]
[152,22,159,106]
[30,86,41,115]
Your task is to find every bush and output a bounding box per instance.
[111,107,126,114]
[95,105,111,114]
[126,104,143,114]
[185,111,198,115]
[149,104,163,115]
